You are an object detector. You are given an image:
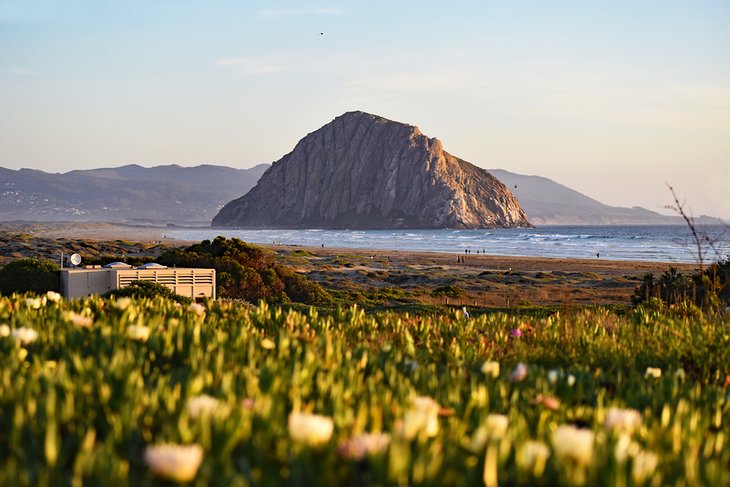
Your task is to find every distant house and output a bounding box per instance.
[60,263,215,301]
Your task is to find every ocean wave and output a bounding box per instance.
[168,225,728,263]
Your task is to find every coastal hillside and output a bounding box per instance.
[213,111,530,229]
[0,164,267,224]
[489,169,721,225]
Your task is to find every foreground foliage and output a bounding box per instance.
[1,294,729,486]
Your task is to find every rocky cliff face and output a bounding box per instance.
[213,111,530,229]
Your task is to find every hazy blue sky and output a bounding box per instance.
[2,1,729,218]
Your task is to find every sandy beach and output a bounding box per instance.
[4,221,699,307]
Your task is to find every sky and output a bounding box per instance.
[1,0,729,219]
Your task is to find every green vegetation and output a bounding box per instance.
[1,294,729,486]
[156,236,331,305]
[431,284,465,299]
[102,280,192,305]
[632,258,730,310]
[0,258,60,295]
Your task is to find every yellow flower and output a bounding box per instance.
[288,412,334,447]
[485,414,509,440]
[0,324,10,337]
[18,348,28,361]
[144,443,203,483]
[517,440,551,477]
[11,327,38,345]
[338,432,391,460]
[481,360,500,378]
[632,450,659,484]
[614,433,641,462]
[604,407,642,434]
[261,338,276,350]
[127,325,150,342]
[552,425,594,466]
[645,367,661,379]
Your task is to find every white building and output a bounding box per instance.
[60,262,215,301]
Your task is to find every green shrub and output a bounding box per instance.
[156,236,331,305]
[0,258,60,295]
[102,280,192,304]
[632,260,730,309]
[431,284,465,298]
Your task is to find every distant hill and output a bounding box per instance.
[213,111,530,229]
[0,164,268,224]
[489,169,721,225]
[0,161,720,227]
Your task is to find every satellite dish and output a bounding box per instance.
[70,253,82,266]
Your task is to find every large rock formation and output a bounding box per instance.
[213,111,530,229]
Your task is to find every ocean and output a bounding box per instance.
[167,225,729,264]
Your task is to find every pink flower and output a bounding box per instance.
[510,362,528,382]
[510,328,523,338]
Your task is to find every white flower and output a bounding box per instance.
[188,303,206,316]
[510,362,528,382]
[674,368,686,381]
[66,311,93,328]
[485,414,509,440]
[517,440,551,476]
[186,395,226,419]
[338,432,391,460]
[11,327,38,345]
[0,324,10,337]
[645,367,661,379]
[547,369,560,384]
[144,443,203,483]
[481,360,500,378]
[127,325,150,342]
[25,297,44,309]
[46,291,62,302]
[604,408,642,434]
[632,450,659,484]
[398,396,441,440]
[567,374,576,387]
[114,297,132,310]
[552,425,594,466]
[288,412,334,447]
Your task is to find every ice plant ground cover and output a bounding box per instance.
[0,295,729,486]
